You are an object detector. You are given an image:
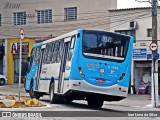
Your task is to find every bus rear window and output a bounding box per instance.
[82,31,130,61]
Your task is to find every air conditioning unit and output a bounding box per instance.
[130,21,137,29]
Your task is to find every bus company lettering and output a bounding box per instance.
[86,63,99,68]
[108,65,119,70]
[107,65,118,77]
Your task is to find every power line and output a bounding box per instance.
[0,9,150,19]
[0,10,151,28]
[0,13,151,33]
[0,13,151,37]
[0,13,150,33]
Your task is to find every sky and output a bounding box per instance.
[118,0,152,9]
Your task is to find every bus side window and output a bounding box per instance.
[43,45,48,64]
[46,44,51,64]
[50,43,54,62]
[51,42,56,63]
[52,42,59,63]
[55,41,60,63]
[59,39,64,61]
[27,48,35,73]
[67,36,76,61]
[70,36,76,49]
[34,47,40,65]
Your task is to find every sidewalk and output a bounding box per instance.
[0,84,160,108]
[0,84,29,97]
[104,94,158,108]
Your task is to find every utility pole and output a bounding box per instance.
[151,0,159,108]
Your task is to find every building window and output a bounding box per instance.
[0,14,1,26]
[147,29,152,37]
[64,7,77,21]
[13,12,26,25]
[37,9,52,24]
[115,30,135,42]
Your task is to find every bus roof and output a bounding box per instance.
[33,41,43,48]
[33,29,132,47]
[43,29,80,44]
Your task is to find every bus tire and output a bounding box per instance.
[65,97,73,103]
[0,78,5,85]
[87,98,103,108]
[25,89,29,93]
[29,82,40,99]
[49,82,58,104]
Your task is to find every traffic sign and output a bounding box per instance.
[20,28,25,40]
[149,42,158,52]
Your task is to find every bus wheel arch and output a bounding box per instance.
[29,78,40,99]
[49,77,55,93]
[49,79,57,104]
[49,78,64,104]
[29,78,34,98]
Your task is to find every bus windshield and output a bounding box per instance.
[82,31,130,61]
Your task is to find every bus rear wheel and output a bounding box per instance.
[87,97,104,108]
[29,82,40,99]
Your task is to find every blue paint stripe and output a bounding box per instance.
[64,78,69,80]
[40,78,50,80]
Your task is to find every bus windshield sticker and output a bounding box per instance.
[101,35,113,43]
[107,65,119,77]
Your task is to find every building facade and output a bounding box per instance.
[109,7,160,94]
[0,0,117,84]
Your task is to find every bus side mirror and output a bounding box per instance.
[27,57,30,62]
[77,33,80,38]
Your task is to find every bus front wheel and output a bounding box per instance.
[29,82,40,99]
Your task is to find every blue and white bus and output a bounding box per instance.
[24,29,133,108]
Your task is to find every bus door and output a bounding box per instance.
[36,45,45,90]
[58,38,71,93]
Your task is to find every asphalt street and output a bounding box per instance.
[0,84,159,109]
[0,84,160,120]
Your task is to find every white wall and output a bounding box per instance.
[0,0,117,39]
[109,8,156,47]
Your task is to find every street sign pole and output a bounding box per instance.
[151,0,159,108]
[18,37,22,101]
[19,28,24,101]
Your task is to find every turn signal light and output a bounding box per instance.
[119,76,123,80]
[79,70,83,74]
[122,73,125,76]
[78,67,83,74]
[78,67,81,70]
[117,73,125,83]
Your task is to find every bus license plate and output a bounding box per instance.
[96,78,106,83]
